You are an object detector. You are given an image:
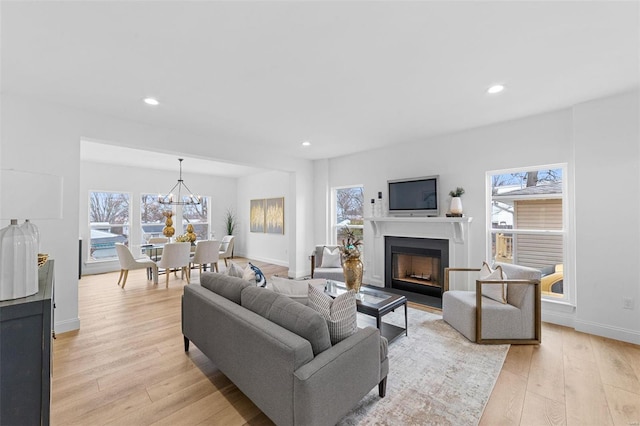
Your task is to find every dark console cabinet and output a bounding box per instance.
[0,259,54,425]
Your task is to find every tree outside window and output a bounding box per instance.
[89,191,130,261]
[334,186,364,251]
[140,194,169,243]
[182,197,210,240]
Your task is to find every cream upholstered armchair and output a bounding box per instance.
[310,245,344,281]
[442,262,541,344]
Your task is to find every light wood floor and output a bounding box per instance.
[53,258,640,425]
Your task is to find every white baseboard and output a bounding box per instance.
[574,319,640,345]
[55,317,80,334]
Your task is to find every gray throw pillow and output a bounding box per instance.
[307,283,357,344]
[200,272,251,304]
[241,286,331,356]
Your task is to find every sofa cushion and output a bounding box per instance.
[200,272,251,304]
[241,286,331,356]
[307,284,358,344]
[268,276,326,305]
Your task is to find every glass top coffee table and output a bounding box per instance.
[324,281,408,342]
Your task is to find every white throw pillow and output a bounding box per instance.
[225,262,244,278]
[307,283,357,344]
[320,246,341,268]
[269,276,326,304]
[480,262,508,304]
[242,265,256,282]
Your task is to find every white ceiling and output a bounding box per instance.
[80,140,266,178]
[2,1,638,171]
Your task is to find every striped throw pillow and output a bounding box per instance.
[307,284,357,344]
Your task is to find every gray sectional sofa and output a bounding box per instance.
[182,273,389,426]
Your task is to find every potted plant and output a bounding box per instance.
[224,208,237,236]
[224,208,237,257]
[449,187,465,215]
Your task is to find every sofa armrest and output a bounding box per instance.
[293,327,383,426]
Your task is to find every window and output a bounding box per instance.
[488,165,567,300]
[333,186,364,250]
[182,197,210,240]
[140,193,169,243]
[89,191,130,261]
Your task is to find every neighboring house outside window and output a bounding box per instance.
[182,197,210,241]
[333,186,364,254]
[140,193,169,243]
[88,191,130,261]
[488,165,567,300]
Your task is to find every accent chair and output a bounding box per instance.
[442,262,541,344]
[310,245,344,282]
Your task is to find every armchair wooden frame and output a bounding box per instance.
[445,267,542,345]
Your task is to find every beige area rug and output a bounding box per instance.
[339,308,509,426]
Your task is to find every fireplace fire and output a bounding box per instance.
[385,236,449,299]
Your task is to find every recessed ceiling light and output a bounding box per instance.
[144,97,159,106]
[301,141,311,147]
[487,84,505,94]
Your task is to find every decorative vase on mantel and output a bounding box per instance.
[342,256,363,293]
[450,197,463,215]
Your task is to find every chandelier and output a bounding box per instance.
[158,158,202,205]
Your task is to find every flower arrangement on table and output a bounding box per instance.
[339,227,363,260]
[174,234,191,243]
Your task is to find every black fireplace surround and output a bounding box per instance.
[384,236,449,299]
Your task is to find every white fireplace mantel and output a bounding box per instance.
[365,216,473,243]
[363,216,474,290]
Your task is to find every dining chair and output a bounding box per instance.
[191,240,221,276]
[115,243,158,288]
[146,237,168,261]
[157,242,192,288]
[148,237,169,244]
[219,235,235,266]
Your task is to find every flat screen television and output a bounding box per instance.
[388,175,439,216]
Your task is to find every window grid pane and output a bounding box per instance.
[89,191,130,261]
[489,167,565,298]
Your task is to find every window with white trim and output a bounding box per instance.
[182,197,210,240]
[140,193,169,243]
[333,186,364,251]
[88,191,130,261]
[488,165,568,300]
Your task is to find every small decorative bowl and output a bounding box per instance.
[38,253,49,268]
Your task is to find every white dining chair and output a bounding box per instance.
[115,243,158,288]
[219,235,235,267]
[148,237,169,244]
[157,242,191,288]
[192,240,221,276]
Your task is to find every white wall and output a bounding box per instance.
[573,92,640,342]
[79,160,238,274]
[236,170,290,267]
[0,92,314,333]
[324,108,572,279]
[317,91,640,344]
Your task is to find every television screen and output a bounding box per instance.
[388,176,439,215]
